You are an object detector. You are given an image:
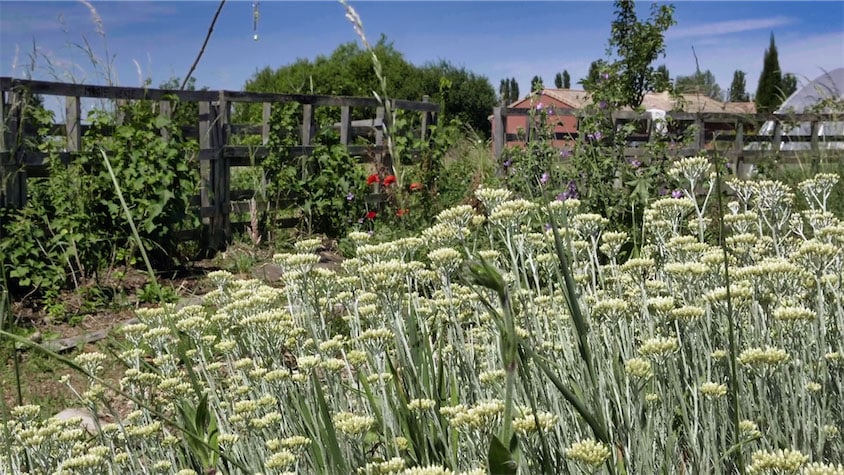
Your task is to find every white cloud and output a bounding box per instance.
[667,16,795,39]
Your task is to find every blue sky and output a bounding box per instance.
[1,1,842,102]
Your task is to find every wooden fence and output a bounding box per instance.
[492,106,844,167]
[0,77,438,251]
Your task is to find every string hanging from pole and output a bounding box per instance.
[252,1,260,41]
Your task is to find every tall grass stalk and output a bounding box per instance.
[98,148,158,290]
[713,155,745,473]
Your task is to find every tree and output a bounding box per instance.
[509,78,520,102]
[607,0,676,108]
[755,33,783,114]
[418,60,497,134]
[531,75,544,93]
[780,73,798,100]
[242,37,497,135]
[675,69,723,100]
[499,78,510,104]
[554,72,563,89]
[655,64,671,91]
[562,70,571,89]
[581,60,608,90]
[729,70,749,102]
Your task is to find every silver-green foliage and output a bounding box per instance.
[2,171,843,474]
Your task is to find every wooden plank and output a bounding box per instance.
[693,114,705,151]
[0,77,215,102]
[301,104,313,146]
[771,121,783,153]
[810,120,820,152]
[493,107,504,160]
[65,96,81,152]
[733,120,744,169]
[262,102,271,145]
[339,105,351,146]
[0,76,439,113]
[198,101,213,227]
[215,91,231,245]
[115,99,128,125]
[420,95,431,141]
[0,88,26,208]
[229,124,264,136]
[222,145,386,165]
[375,106,385,183]
[158,99,171,140]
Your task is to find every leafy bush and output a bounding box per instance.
[1,99,198,297]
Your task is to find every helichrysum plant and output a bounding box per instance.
[3,172,843,474]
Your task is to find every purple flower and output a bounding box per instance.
[536,102,544,110]
[601,72,610,80]
[560,148,572,158]
[540,172,549,185]
[629,159,641,168]
[671,189,684,199]
[346,191,355,201]
[556,180,579,200]
[544,223,552,231]
[503,159,512,168]
[598,100,607,109]
[588,131,603,141]
[658,187,668,196]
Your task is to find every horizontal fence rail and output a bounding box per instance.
[0,77,438,251]
[492,106,844,164]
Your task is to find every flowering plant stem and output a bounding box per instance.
[544,197,611,440]
[713,155,745,474]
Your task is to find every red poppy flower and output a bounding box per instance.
[409,182,424,192]
[366,174,380,185]
[396,208,409,217]
[366,210,377,220]
[383,175,397,186]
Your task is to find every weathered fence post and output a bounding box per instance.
[339,105,351,146]
[66,96,81,153]
[1,87,26,209]
[114,99,128,126]
[261,102,271,146]
[771,120,783,154]
[198,99,226,252]
[158,100,172,140]
[420,95,431,141]
[216,92,231,246]
[694,114,705,153]
[492,106,504,160]
[733,119,744,171]
[810,119,821,174]
[301,103,313,146]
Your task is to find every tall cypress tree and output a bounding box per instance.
[562,70,571,89]
[509,78,520,101]
[499,78,510,104]
[755,33,783,114]
[531,75,545,93]
[729,70,749,102]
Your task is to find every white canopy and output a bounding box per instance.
[755,68,844,151]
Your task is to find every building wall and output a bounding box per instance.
[498,94,579,149]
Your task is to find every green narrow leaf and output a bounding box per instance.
[312,372,349,475]
[488,434,518,475]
